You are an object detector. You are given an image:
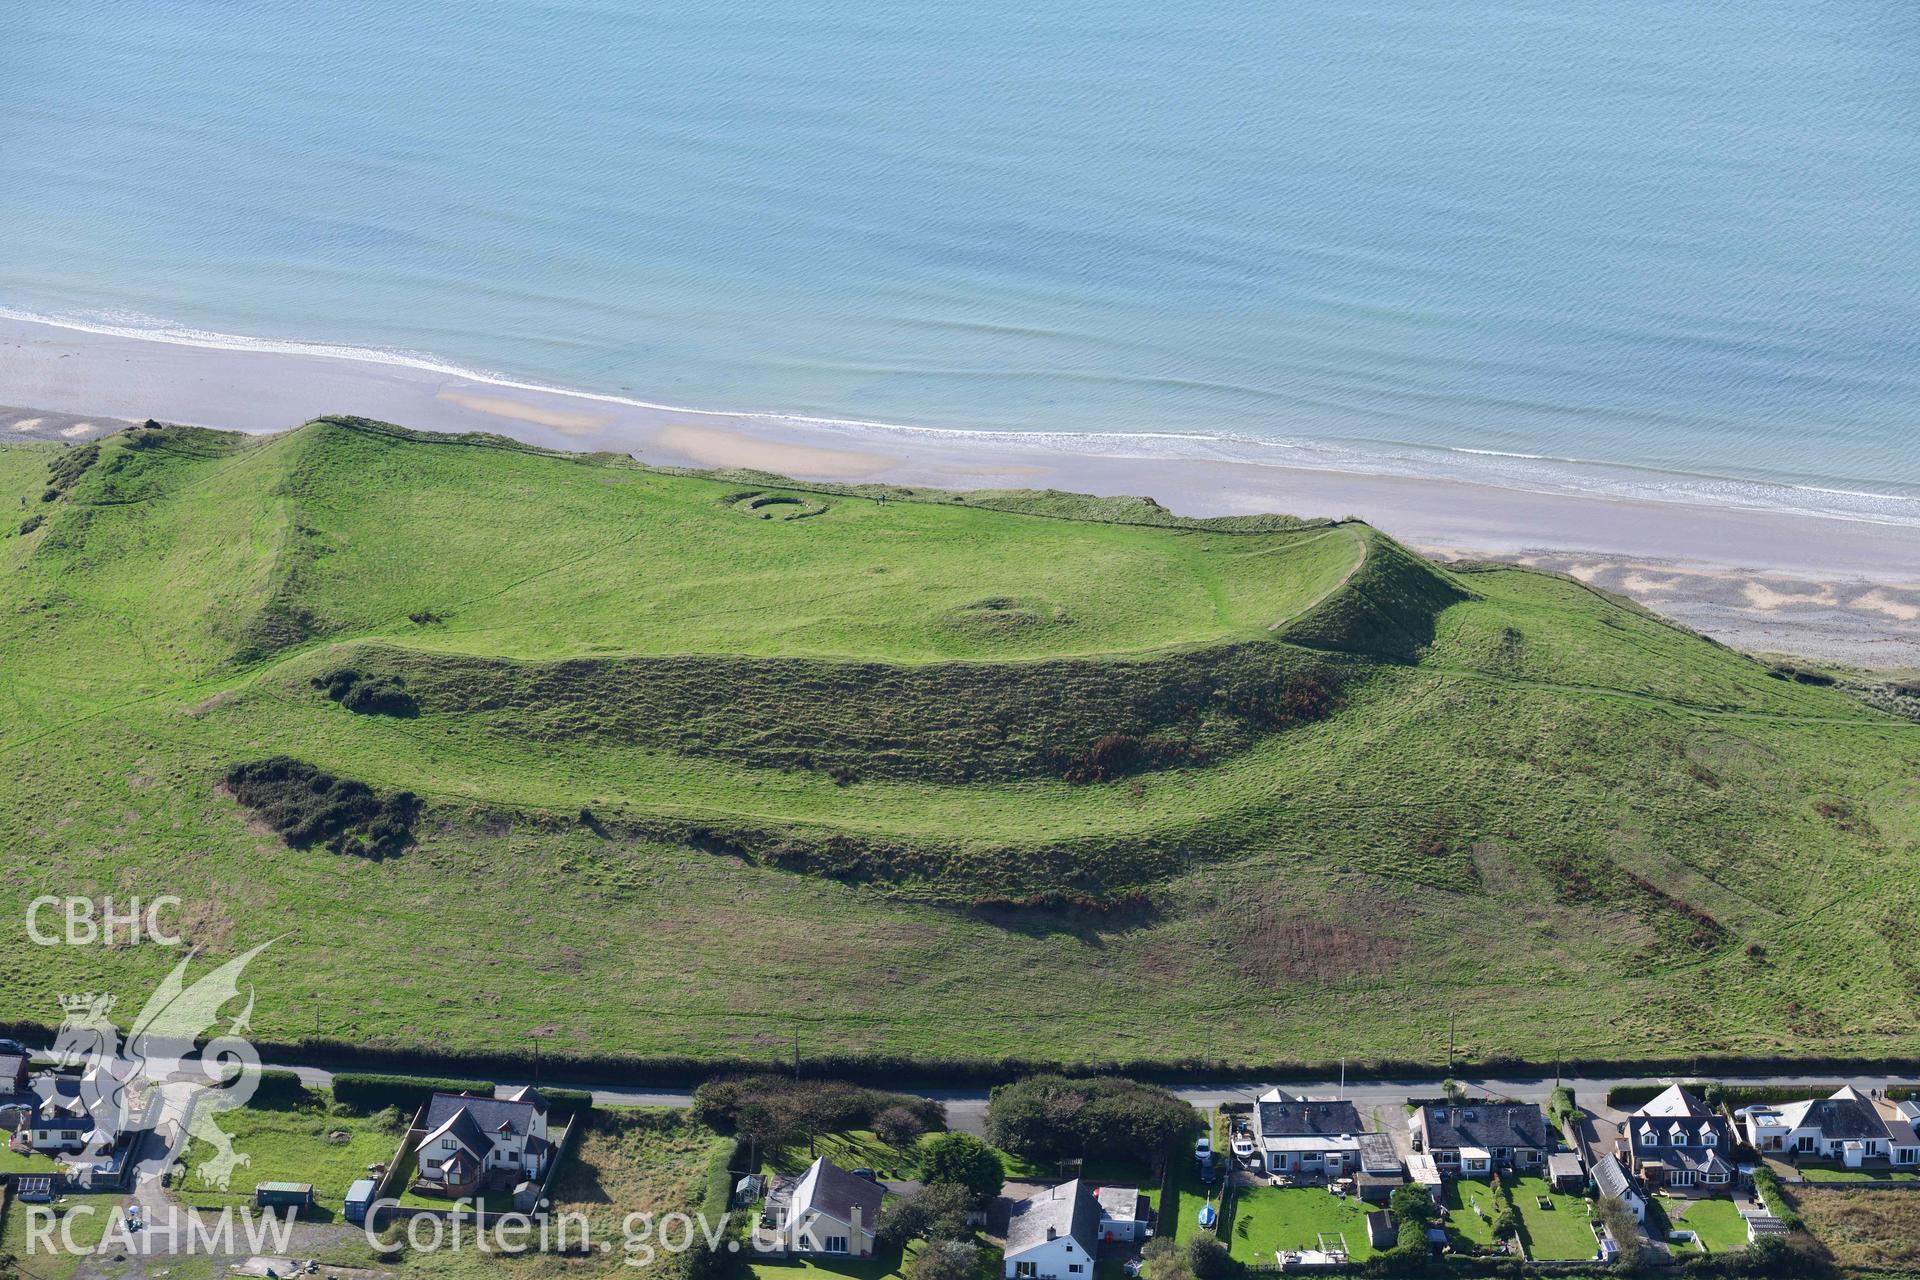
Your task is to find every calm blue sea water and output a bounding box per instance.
[4,0,1918,513]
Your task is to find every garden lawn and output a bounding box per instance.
[0,1146,61,1173]
[1659,1196,1750,1254]
[390,1145,516,1213]
[1798,1165,1920,1184]
[1443,1180,1499,1249]
[750,1240,914,1280]
[1508,1177,1596,1261]
[765,1130,919,1181]
[0,1193,123,1280]
[177,1090,403,1217]
[1222,1186,1379,1263]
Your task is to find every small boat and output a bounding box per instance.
[1198,1202,1217,1229]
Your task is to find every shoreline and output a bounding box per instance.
[3,312,1917,669]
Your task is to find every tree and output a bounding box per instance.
[736,1098,801,1158]
[1594,1196,1642,1269]
[1142,1237,1192,1280]
[875,1104,930,1150]
[986,1076,1198,1161]
[1388,1184,1441,1229]
[919,1132,1005,1201]
[878,1183,975,1247]
[1187,1232,1235,1280]
[908,1240,980,1280]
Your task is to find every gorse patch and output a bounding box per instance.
[312,668,418,717]
[225,756,419,859]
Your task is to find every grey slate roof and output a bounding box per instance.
[0,1053,29,1081]
[1257,1096,1364,1139]
[1593,1154,1636,1202]
[793,1158,883,1233]
[1417,1103,1552,1151]
[1626,1086,1731,1153]
[423,1092,542,1140]
[1006,1179,1100,1257]
[424,1104,494,1161]
[1780,1090,1888,1142]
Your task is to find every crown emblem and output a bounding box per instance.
[58,992,115,1018]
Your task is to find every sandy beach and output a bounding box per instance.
[3,313,1916,669]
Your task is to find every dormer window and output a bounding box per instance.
[1640,1129,1655,1146]
[1703,1132,1717,1147]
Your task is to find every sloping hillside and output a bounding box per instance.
[2,418,1916,1069]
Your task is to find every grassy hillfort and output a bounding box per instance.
[4,416,1919,1070]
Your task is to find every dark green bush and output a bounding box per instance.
[540,1086,594,1121]
[18,514,42,535]
[985,1074,1199,1160]
[225,757,419,858]
[691,1074,945,1137]
[312,669,419,717]
[332,1071,497,1115]
[46,442,100,494]
[251,1067,313,1108]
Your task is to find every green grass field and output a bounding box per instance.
[1506,1177,1596,1261]
[0,1192,122,1280]
[175,1088,403,1216]
[1443,1180,1499,1249]
[1221,1185,1380,1262]
[310,1105,736,1278]
[1797,1166,1920,1184]
[1657,1195,1750,1254]
[0,1146,62,1174]
[5,418,1920,1067]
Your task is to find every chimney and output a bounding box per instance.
[1047,1227,1057,1241]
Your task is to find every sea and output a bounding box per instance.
[4,0,1918,522]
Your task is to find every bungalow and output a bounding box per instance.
[1592,1154,1646,1224]
[1622,1085,1734,1192]
[1740,1087,1920,1169]
[1410,1102,1552,1179]
[27,1096,94,1153]
[767,1157,882,1257]
[412,1087,553,1197]
[1253,1089,1370,1177]
[1005,1179,1099,1280]
[1092,1185,1145,1243]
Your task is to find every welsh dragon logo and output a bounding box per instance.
[43,941,275,1188]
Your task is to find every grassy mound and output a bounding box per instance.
[300,639,1350,783]
[3,419,1918,1068]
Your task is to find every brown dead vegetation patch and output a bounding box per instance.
[1795,1188,1920,1271]
[1233,885,1410,984]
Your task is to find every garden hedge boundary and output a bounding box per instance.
[332,1071,498,1113]
[0,1016,1915,1093]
